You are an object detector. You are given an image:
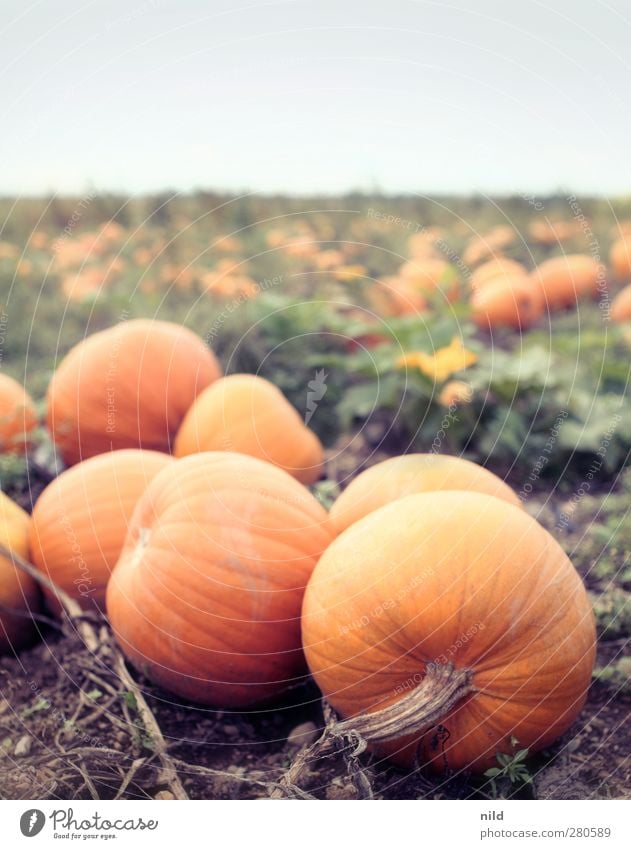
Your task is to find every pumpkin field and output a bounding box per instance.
[0,192,629,801]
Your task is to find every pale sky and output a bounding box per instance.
[2,0,631,196]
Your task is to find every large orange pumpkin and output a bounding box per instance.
[0,493,40,654]
[469,258,528,292]
[611,284,631,323]
[609,238,631,280]
[302,491,596,772]
[106,452,334,707]
[471,276,543,330]
[173,374,324,485]
[532,255,604,310]
[29,449,173,610]
[330,454,520,534]
[0,374,38,454]
[47,319,222,465]
[368,276,428,317]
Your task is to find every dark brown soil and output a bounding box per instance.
[0,443,629,801]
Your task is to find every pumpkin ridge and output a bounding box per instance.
[116,561,303,658]
[118,525,313,625]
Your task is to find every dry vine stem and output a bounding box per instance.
[276,663,473,798]
[0,542,189,800]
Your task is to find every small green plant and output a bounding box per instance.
[592,657,631,693]
[483,737,533,798]
[311,479,341,509]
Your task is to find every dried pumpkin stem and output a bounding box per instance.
[274,663,473,798]
[331,662,473,744]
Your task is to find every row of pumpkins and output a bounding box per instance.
[372,249,631,329]
[0,320,595,773]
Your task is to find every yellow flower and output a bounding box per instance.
[396,337,477,382]
[438,380,474,407]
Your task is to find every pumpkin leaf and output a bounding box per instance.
[122,691,138,712]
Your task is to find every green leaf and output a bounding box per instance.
[85,689,102,701]
[122,691,138,711]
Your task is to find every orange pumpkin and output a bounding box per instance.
[471,276,543,330]
[30,449,173,610]
[106,452,334,707]
[532,255,604,310]
[611,284,631,323]
[302,491,596,772]
[463,227,515,266]
[528,219,577,245]
[0,493,40,654]
[609,238,631,280]
[407,231,441,260]
[399,259,460,302]
[174,374,324,485]
[330,454,520,534]
[368,276,428,317]
[470,258,528,292]
[0,374,38,454]
[47,319,222,465]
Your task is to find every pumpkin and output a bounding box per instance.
[610,238,631,280]
[302,491,596,772]
[30,449,173,611]
[173,374,324,485]
[470,258,528,292]
[471,276,543,330]
[399,259,460,302]
[407,231,441,260]
[106,452,334,707]
[611,284,631,323]
[330,454,520,534]
[532,255,604,310]
[0,493,40,654]
[47,319,222,465]
[528,219,577,245]
[368,275,430,317]
[463,227,515,267]
[0,374,38,454]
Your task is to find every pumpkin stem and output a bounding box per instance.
[331,662,473,744]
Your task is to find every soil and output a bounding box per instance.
[0,438,629,801]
